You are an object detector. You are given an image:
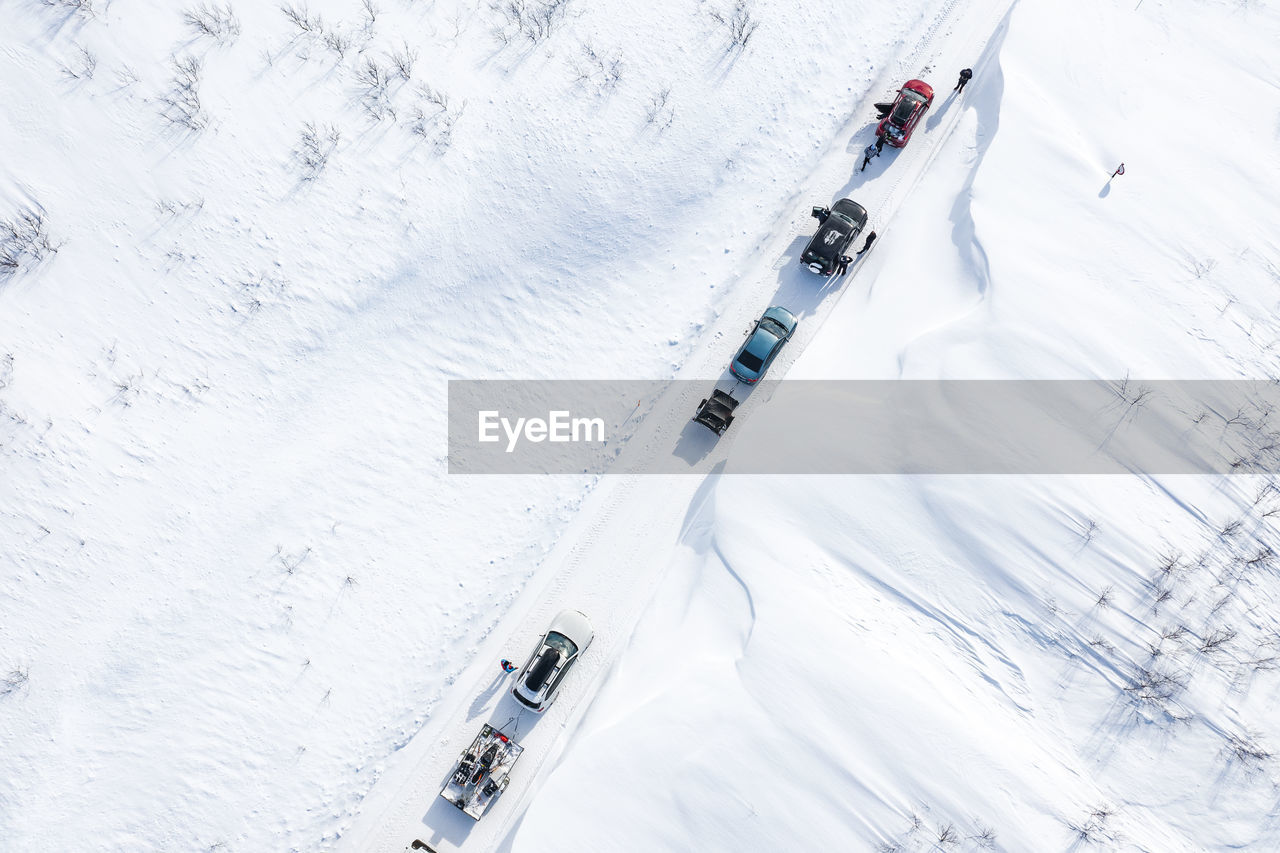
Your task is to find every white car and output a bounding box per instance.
[512,610,593,713]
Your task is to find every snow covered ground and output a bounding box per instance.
[512,1,1280,851]
[3,0,1280,850]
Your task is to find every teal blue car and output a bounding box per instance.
[730,306,798,384]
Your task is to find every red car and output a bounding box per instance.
[876,79,934,148]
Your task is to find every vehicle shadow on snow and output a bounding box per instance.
[844,119,884,155]
[418,791,478,848]
[765,239,853,321]
[672,411,734,466]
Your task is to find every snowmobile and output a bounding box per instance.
[439,724,524,820]
[693,389,739,436]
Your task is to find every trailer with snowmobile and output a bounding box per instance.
[439,724,524,821]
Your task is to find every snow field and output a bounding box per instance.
[512,0,1280,850]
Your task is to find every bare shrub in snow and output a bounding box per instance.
[115,64,142,87]
[155,197,205,218]
[572,42,622,93]
[295,122,340,178]
[361,0,378,26]
[184,4,241,43]
[323,28,353,58]
[969,825,998,848]
[276,545,313,574]
[1094,584,1114,608]
[409,84,464,153]
[1123,665,1184,704]
[645,86,674,130]
[710,1,759,51]
[389,42,418,80]
[1157,548,1183,577]
[40,0,95,17]
[1,208,58,277]
[160,55,206,131]
[1227,731,1272,766]
[355,58,394,120]
[60,45,97,80]
[1220,517,1244,537]
[1151,585,1174,613]
[1199,627,1237,653]
[491,0,571,45]
[355,56,389,90]
[280,2,323,33]
[1184,255,1217,280]
[1068,805,1117,845]
[935,823,959,844]
[1,668,29,697]
[1114,374,1155,412]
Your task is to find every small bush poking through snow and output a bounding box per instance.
[280,1,323,33]
[323,27,353,59]
[60,45,97,80]
[491,0,572,45]
[572,42,623,94]
[389,42,417,81]
[39,0,95,18]
[645,86,674,130]
[184,4,241,43]
[1,208,58,277]
[295,122,340,179]
[1227,731,1273,766]
[160,55,206,131]
[1,668,29,697]
[710,1,759,51]
[409,85,463,153]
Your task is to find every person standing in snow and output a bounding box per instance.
[860,142,878,172]
[500,659,516,673]
[837,256,851,276]
[875,132,887,154]
[954,68,973,92]
[856,231,877,255]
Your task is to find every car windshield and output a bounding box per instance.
[760,318,788,337]
[545,631,579,659]
[736,349,765,372]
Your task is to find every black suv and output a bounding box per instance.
[800,198,869,276]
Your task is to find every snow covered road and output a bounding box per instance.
[342,0,1020,848]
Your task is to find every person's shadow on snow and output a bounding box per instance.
[466,671,508,721]
[925,93,956,133]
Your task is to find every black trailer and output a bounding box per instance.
[693,389,739,436]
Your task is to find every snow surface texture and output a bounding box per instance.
[513,1,1280,852]
[3,0,1280,852]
